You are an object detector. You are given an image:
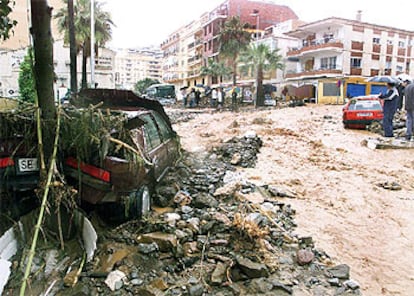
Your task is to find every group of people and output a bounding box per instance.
[181,88,201,108]
[181,86,239,110]
[379,79,414,140]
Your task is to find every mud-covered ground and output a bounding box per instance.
[172,104,414,296]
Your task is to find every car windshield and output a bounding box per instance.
[348,100,382,111]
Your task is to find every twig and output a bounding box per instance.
[20,107,62,296]
[108,136,153,166]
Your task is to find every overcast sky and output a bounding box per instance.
[104,0,414,48]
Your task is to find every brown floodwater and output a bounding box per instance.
[173,104,414,296]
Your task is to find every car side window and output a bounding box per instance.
[141,114,162,151]
[152,112,173,141]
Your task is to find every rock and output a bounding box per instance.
[230,153,242,165]
[236,256,269,278]
[131,278,144,286]
[192,193,219,208]
[188,276,199,284]
[249,278,273,293]
[137,286,164,296]
[187,283,204,296]
[174,190,192,206]
[164,213,181,227]
[213,182,241,197]
[222,170,245,184]
[136,232,178,252]
[327,278,340,286]
[187,217,200,233]
[213,212,232,226]
[296,249,314,265]
[104,270,126,292]
[325,264,350,279]
[244,130,257,138]
[344,279,360,290]
[211,262,228,285]
[181,205,194,214]
[150,278,169,291]
[182,242,198,256]
[246,212,265,225]
[270,280,293,294]
[138,242,159,254]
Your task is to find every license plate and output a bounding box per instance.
[18,158,39,172]
[357,112,373,117]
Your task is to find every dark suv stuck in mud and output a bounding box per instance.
[0,89,181,222]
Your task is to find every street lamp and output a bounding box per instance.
[90,0,95,88]
[250,9,260,42]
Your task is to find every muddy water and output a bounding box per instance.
[173,105,414,296]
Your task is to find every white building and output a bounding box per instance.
[113,47,163,90]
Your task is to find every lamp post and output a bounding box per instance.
[90,0,95,88]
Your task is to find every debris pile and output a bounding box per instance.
[213,131,263,168]
[3,150,361,295]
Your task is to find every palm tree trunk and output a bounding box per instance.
[81,45,87,89]
[68,0,77,93]
[30,0,56,166]
[256,65,265,107]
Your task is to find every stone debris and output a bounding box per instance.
[213,133,263,168]
[377,181,402,191]
[104,270,126,291]
[2,130,361,296]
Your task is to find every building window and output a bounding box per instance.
[320,57,337,69]
[373,37,380,44]
[396,65,403,72]
[350,58,362,68]
[398,41,405,47]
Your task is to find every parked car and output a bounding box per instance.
[342,96,384,129]
[1,89,181,222]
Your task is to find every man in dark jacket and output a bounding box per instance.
[379,83,399,137]
[404,82,414,140]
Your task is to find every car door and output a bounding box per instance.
[140,113,169,182]
[151,111,180,166]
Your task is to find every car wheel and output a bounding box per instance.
[130,185,151,219]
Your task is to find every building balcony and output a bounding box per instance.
[350,68,362,75]
[287,39,344,57]
[188,55,202,66]
[285,67,343,79]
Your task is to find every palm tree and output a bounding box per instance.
[56,0,113,89]
[218,16,251,86]
[200,58,231,85]
[239,43,284,107]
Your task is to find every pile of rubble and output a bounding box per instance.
[368,110,407,137]
[3,134,361,296]
[213,132,263,168]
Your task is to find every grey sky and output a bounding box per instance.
[104,0,414,48]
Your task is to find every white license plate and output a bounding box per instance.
[18,158,39,172]
[357,112,373,117]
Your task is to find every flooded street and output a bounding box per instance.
[173,104,414,296]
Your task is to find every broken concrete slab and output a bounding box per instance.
[364,137,414,150]
[236,256,269,278]
[136,232,178,252]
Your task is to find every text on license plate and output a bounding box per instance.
[357,112,373,117]
[18,158,39,172]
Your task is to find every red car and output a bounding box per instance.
[343,96,384,129]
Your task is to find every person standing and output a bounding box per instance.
[404,82,414,140]
[231,87,238,111]
[396,79,409,111]
[217,88,224,108]
[379,83,399,137]
[181,88,187,107]
[195,89,201,106]
[211,88,218,107]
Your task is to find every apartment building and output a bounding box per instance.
[0,0,116,98]
[161,0,298,89]
[285,17,414,103]
[114,47,163,90]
